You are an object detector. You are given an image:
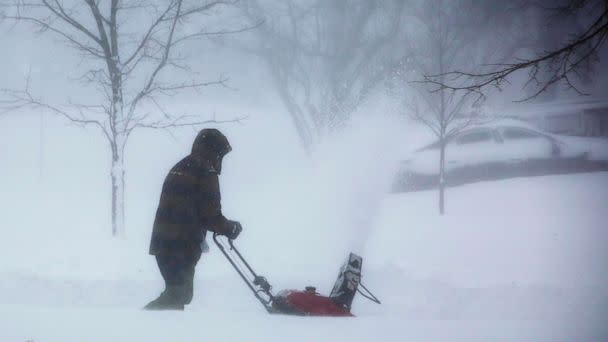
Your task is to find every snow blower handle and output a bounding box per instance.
[212,233,275,313]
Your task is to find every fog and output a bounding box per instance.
[1,1,607,341]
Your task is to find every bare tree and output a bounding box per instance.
[388,0,521,214]
[231,0,404,151]
[424,0,608,101]
[0,0,251,236]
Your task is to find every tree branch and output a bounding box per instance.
[2,12,106,58]
[129,114,248,134]
[170,20,264,48]
[127,0,182,116]
[121,1,178,67]
[0,85,113,143]
[40,0,102,45]
[423,7,608,101]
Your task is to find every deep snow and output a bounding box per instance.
[1,172,608,341]
[1,100,607,341]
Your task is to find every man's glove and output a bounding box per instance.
[224,220,242,240]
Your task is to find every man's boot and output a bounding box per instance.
[143,285,186,311]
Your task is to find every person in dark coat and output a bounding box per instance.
[144,128,242,310]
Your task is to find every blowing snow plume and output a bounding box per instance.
[307,116,404,258]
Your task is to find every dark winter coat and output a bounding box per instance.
[149,155,230,259]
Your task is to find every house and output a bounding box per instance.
[504,99,608,137]
[582,106,608,137]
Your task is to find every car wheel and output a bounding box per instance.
[550,142,561,157]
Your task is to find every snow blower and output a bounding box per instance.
[212,233,381,316]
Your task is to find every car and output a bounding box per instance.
[394,119,608,191]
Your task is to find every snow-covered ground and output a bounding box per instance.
[1,102,606,341]
[2,172,608,341]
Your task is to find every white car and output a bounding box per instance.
[396,119,608,190]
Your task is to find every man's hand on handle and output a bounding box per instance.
[224,220,242,240]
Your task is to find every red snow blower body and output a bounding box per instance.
[212,234,380,317]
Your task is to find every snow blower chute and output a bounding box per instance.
[212,233,380,316]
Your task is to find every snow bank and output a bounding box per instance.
[368,172,608,287]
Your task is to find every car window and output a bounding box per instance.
[454,130,493,145]
[501,127,543,140]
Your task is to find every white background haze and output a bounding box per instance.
[1,5,608,341]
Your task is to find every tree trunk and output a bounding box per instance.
[110,145,126,236]
[438,140,446,215]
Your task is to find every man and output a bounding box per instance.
[144,128,242,310]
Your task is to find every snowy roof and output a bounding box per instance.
[470,118,537,130]
[500,98,608,118]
